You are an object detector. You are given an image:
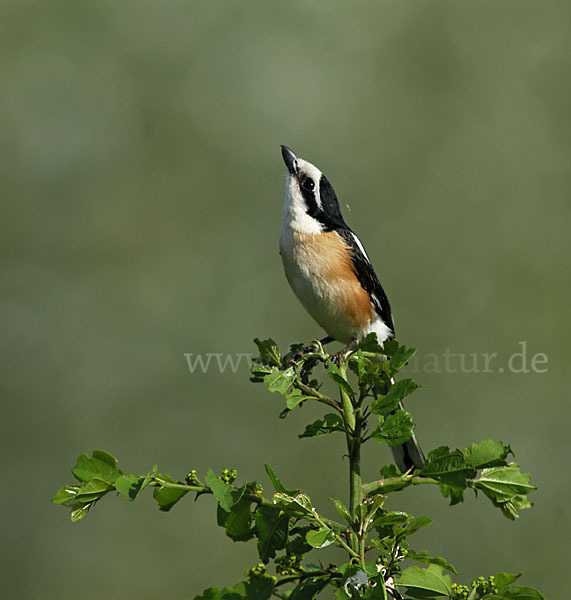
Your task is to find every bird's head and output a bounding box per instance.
[281,145,346,233]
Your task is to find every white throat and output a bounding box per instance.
[281,169,323,235]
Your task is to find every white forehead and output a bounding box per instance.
[296,157,322,182]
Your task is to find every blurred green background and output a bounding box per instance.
[1,1,569,598]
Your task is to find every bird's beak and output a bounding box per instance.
[281,145,298,176]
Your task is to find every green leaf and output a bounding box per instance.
[51,485,81,506]
[264,463,299,495]
[371,410,414,447]
[289,578,329,600]
[493,573,522,588]
[264,367,296,395]
[233,575,275,600]
[250,364,274,382]
[373,511,413,529]
[299,413,345,438]
[380,464,400,479]
[70,503,94,522]
[463,439,512,469]
[194,587,241,600]
[405,515,433,536]
[338,565,369,598]
[273,492,313,515]
[331,498,353,525]
[204,469,246,512]
[306,527,335,548]
[52,477,113,521]
[152,474,189,511]
[422,447,476,490]
[473,464,536,498]
[382,341,417,376]
[287,531,313,558]
[74,478,113,502]
[115,466,156,501]
[255,505,289,563]
[285,388,314,409]
[327,362,354,396]
[396,564,452,597]
[349,352,385,389]
[254,338,281,367]
[357,332,383,353]
[405,550,457,574]
[371,379,419,414]
[473,464,536,519]
[217,499,254,541]
[490,586,546,600]
[71,450,122,484]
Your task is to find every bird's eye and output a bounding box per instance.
[301,178,315,192]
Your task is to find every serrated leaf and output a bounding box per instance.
[254,338,281,367]
[306,527,335,548]
[264,367,296,395]
[371,379,419,414]
[463,439,512,469]
[71,450,122,484]
[255,505,289,563]
[396,564,452,597]
[299,413,345,438]
[204,469,246,512]
[371,410,414,447]
[327,362,354,396]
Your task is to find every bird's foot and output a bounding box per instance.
[328,339,358,367]
[288,336,333,367]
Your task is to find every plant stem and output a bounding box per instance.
[338,360,362,559]
[361,475,438,496]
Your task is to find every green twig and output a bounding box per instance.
[362,475,438,496]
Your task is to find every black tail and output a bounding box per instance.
[390,399,426,472]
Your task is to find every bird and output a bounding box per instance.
[279,145,425,472]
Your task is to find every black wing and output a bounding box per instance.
[337,228,395,336]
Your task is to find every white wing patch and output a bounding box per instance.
[351,232,371,263]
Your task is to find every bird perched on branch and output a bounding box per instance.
[279,145,425,472]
